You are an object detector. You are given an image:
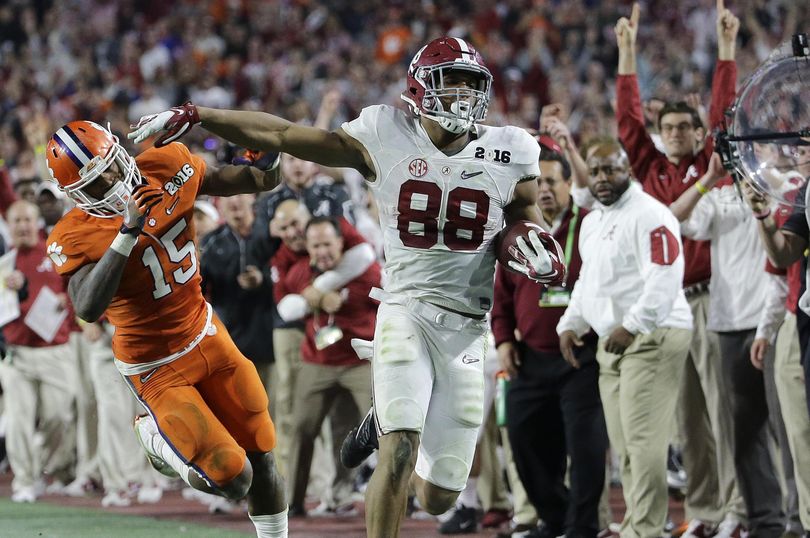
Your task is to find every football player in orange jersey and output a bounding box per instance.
[45,120,288,538]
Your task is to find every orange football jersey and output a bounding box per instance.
[47,142,209,364]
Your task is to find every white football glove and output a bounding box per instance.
[507,230,559,283]
[128,102,200,146]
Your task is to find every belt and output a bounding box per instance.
[369,288,485,332]
[683,280,709,298]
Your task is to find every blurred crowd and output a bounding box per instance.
[0,1,809,537]
[1,0,808,187]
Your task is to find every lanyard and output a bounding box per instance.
[562,205,579,269]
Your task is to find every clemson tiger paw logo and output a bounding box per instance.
[47,242,67,266]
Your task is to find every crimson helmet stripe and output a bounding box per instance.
[54,127,92,167]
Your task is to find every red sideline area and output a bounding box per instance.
[0,471,684,537]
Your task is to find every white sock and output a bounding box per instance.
[458,476,479,509]
[250,509,289,538]
[151,433,197,487]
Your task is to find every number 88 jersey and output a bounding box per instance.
[342,105,540,316]
[47,143,209,364]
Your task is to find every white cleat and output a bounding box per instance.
[11,487,37,503]
[134,414,179,479]
[101,490,131,507]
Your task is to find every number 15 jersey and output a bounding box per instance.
[342,105,540,316]
[46,143,208,364]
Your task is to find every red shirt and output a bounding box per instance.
[491,205,588,353]
[270,217,367,303]
[3,241,72,347]
[765,203,802,314]
[616,60,738,286]
[278,258,381,366]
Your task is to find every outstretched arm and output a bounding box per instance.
[129,103,374,177]
[200,162,281,197]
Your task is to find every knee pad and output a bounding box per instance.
[380,396,424,432]
[199,442,247,487]
[427,454,469,492]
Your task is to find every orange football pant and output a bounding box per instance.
[127,316,275,486]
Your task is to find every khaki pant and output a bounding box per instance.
[774,312,810,530]
[0,344,75,493]
[477,406,511,511]
[676,291,744,523]
[501,425,539,525]
[287,361,372,509]
[597,327,691,538]
[70,331,100,484]
[86,330,156,492]
[270,327,305,477]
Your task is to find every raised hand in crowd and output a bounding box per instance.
[314,88,343,130]
[615,2,640,75]
[559,330,584,369]
[670,153,728,221]
[716,0,740,61]
[236,265,264,290]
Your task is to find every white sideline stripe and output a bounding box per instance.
[55,128,91,165]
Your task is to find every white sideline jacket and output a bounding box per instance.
[557,182,693,338]
[679,184,768,332]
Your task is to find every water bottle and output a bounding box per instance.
[495,370,510,427]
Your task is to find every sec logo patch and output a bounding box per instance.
[409,159,428,177]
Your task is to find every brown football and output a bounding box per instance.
[496,220,553,274]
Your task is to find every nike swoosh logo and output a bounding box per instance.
[461,355,480,364]
[460,171,483,180]
[139,367,160,384]
[165,198,180,215]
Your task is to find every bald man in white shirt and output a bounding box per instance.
[558,140,692,538]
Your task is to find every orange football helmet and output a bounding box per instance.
[46,121,141,217]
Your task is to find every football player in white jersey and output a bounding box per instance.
[129,36,564,537]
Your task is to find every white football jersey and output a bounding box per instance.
[342,105,540,315]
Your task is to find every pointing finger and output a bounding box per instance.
[630,2,640,27]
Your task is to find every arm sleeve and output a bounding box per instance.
[341,105,385,180]
[556,278,591,337]
[755,273,788,343]
[615,75,660,185]
[312,243,376,292]
[622,217,686,334]
[277,294,309,322]
[679,193,715,241]
[705,61,738,149]
[490,265,518,347]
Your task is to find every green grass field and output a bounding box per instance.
[0,498,251,538]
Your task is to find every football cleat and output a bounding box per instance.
[340,408,379,469]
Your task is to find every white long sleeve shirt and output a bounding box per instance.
[755,273,788,344]
[557,182,693,338]
[679,184,769,331]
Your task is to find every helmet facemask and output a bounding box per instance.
[62,137,142,218]
[414,62,492,134]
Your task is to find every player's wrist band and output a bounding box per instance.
[754,208,771,221]
[110,232,139,256]
[695,181,709,196]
